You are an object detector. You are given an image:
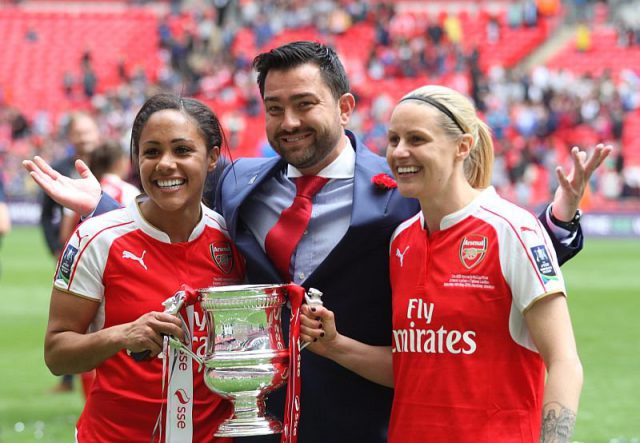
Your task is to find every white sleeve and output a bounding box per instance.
[502,219,566,313]
[53,226,108,301]
[500,216,566,352]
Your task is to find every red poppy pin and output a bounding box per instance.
[372,173,397,190]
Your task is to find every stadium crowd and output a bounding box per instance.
[1,0,640,211]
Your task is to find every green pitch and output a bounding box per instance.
[0,227,638,442]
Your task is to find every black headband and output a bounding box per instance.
[399,95,466,134]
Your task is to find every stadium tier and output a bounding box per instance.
[0,9,160,121]
[1,0,639,204]
[1,4,555,123]
[547,27,640,78]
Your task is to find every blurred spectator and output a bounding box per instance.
[328,7,352,34]
[523,0,538,27]
[622,166,640,197]
[443,13,463,45]
[568,0,594,24]
[62,72,75,98]
[537,0,561,17]
[40,112,100,258]
[222,110,247,150]
[10,108,30,140]
[254,15,275,48]
[0,172,10,239]
[89,140,139,205]
[576,23,592,52]
[25,26,38,42]
[214,0,233,27]
[508,0,525,28]
[600,155,624,199]
[0,170,9,279]
[82,57,98,99]
[486,14,501,44]
[427,16,444,45]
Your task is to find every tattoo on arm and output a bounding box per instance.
[540,402,577,443]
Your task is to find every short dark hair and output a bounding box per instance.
[89,139,125,182]
[253,41,350,100]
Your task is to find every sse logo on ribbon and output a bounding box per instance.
[174,388,191,405]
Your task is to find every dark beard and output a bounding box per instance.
[270,128,341,171]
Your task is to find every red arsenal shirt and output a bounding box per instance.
[388,187,565,443]
[54,199,245,442]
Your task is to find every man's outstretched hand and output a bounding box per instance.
[23,156,102,217]
[552,144,612,221]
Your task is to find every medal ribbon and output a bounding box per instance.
[163,285,201,443]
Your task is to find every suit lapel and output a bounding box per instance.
[305,136,395,288]
[223,157,285,283]
[349,149,395,228]
[224,157,285,240]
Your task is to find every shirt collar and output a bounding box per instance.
[128,195,208,243]
[287,135,355,179]
[419,187,497,231]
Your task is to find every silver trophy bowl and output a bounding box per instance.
[199,284,290,437]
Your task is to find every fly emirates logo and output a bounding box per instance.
[392,298,477,355]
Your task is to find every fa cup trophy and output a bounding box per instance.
[157,283,322,440]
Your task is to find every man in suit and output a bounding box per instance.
[40,112,100,259]
[23,41,608,442]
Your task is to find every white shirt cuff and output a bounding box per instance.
[545,205,578,246]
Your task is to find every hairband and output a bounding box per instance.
[399,95,466,133]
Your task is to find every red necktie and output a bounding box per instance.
[265,176,329,281]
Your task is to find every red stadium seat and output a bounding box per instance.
[0,10,160,122]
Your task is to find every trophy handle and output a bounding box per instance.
[129,286,203,363]
[304,288,324,307]
[300,288,323,351]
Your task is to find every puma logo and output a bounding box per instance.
[396,246,410,267]
[75,230,89,243]
[123,250,147,270]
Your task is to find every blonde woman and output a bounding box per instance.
[302,85,592,443]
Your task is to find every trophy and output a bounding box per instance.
[158,283,322,439]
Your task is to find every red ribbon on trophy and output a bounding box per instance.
[282,283,305,443]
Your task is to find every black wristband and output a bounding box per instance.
[549,207,582,231]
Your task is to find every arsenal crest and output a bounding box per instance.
[210,241,233,274]
[459,234,488,269]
